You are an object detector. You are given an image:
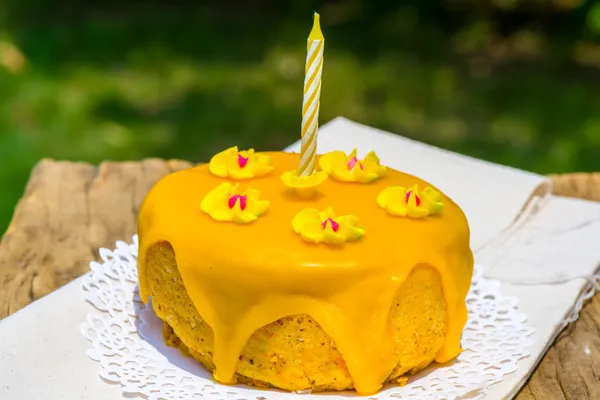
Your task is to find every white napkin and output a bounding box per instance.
[481,195,600,284]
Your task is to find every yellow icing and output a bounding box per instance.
[319,149,386,183]
[200,182,269,224]
[209,146,274,179]
[281,169,328,198]
[137,151,473,395]
[281,169,328,189]
[292,206,364,245]
[377,184,443,219]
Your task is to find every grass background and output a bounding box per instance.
[0,0,599,232]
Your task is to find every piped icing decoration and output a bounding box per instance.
[200,182,269,223]
[377,184,443,219]
[209,146,274,179]
[292,206,364,245]
[318,149,386,183]
[280,169,328,198]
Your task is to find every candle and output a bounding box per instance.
[281,12,328,197]
[298,12,324,176]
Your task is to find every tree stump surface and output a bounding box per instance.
[0,160,598,399]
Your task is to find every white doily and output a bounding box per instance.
[80,235,535,400]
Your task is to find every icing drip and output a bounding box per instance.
[137,152,473,395]
[228,194,247,210]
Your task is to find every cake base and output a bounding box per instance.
[145,241,448,393]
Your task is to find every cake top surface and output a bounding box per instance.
[138,150,470,275]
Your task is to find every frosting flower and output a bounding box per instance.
[292,206,364,245]
[201,182,269,224]
[377,184,443,219]
[318,149,386,183]
[209,146,274,179]
[281,169,328,198]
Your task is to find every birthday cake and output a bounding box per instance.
[137,147,474,395]
[136,12,472,396]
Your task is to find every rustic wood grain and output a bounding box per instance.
[515,287,600,400]
[0,159,599,399]
[0,158,192,318]
[550,172,600,202]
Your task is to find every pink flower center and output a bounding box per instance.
[347,156,364,171]
[322,217,339,232]
[406,190,421,207]
[228,194,247,210]
[238,154,249,168]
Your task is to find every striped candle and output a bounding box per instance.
[298,12,324,176]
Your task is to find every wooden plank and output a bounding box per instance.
[550,172,600,202]
[0,159,598,398]
[516,294,600,400]
[0,158,192,318]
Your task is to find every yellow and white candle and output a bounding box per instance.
[298,12,324,176]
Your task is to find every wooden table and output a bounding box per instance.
[1,159,599,399]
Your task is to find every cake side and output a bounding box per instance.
[146,241,448,392]
[136,151,474,395]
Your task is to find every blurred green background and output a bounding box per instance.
[0,0,599,232]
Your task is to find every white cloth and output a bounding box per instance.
[0,279,123,400]
[1,117,599,399]
[481,195,600,284]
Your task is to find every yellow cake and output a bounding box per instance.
[137,148,473,395]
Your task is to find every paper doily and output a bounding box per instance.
[80,235,535,400]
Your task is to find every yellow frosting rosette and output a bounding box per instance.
[377,184,443,219]
[280,169,328,199]
[200,182,270,224]
[292,206,364,245]
[209,146,274,179]
[318,149,386,183]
